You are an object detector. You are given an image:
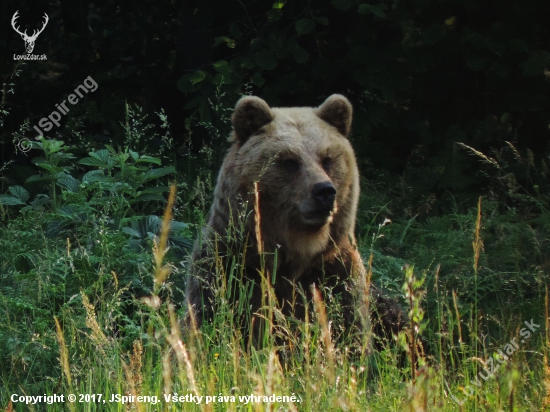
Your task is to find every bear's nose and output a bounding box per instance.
[311,181,336,210]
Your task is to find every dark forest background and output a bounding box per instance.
[1,0,549,212]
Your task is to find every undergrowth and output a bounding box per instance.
[1,104,549,411]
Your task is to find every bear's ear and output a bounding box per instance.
[231,96,273,142]
[315,94,353,137]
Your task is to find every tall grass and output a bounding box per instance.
[3,184,547,411]
[1,111,548,410]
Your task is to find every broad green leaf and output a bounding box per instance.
[9,186,29,202]
[213,60,233,73]
[294,47,309,64]
[213,72,235,85]
[214,36,236,48]
[142,167,176,182]
[295,19,315,35]
[332,0,356,11]
[58,205,77,216]
[29,194,50,207]
[129,150,139,161]
[122,227,143,238]
[78,157,109,168]
[267,9,282,22]
[134,193,166,202]
[139,186,169,195]
[42,139,66,154]
[0,195,25,205]
[358,3,388,17]
[43,215,85,234]
[255,50,278,70]
[108,182,133,193]
[314,17,329,25]
[82,170,107,183]
[26,174,54,183]
[57,176,80,193]
[170,236,193,251]
[31,156,47,165]
[136,155,162,165]
[177,71,210,93]
[252,72,265,87]
[36,163,62,174]
[90,149,111,163]
[240,54,256,70]
[183,96,205,110]
[170,221,189,231]
[79,149,112,168]
[445,16,456,26]
[189,70,207,85]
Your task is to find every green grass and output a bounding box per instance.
[1,180,549,411]
[1,125,549,411]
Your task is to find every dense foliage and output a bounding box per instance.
[2,0,549,208]
[0,0,549,410]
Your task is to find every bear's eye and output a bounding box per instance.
[281,158,300,171]
[321,157,332,171]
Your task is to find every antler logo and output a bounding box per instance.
[11,11,49,54]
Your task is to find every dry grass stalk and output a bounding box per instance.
[254,181,263,254]
[473,196,483,273]
[111,270,119,289]
[542,159,549,176]
[362,253,374,352]
[81,292,109,353]
[472,196,482,384]
[162,349,172,400]
[187,300,199,334]
[265,350,280,412]
[185,301,205,377]
[452,290,462,344]
[153,184,177,290]
[311,285,335,384]
[456,142,500,169]
[403,265,420,384]
[167,303,199,397]
[121,344,145,412]
[121,361,144,412]
[546,285,549,359]
[129,340,143,394]
[54,317,72,387]
[527,148,535,168]
[505,141,522,162]
[543,286,550,409]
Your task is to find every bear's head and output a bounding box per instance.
[216,94,359,271]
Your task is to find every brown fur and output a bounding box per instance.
[185,94,403,340]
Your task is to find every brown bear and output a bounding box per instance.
[185,94,403,342]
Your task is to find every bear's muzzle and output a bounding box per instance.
[312,181,336,211]
[299,181,337,227]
